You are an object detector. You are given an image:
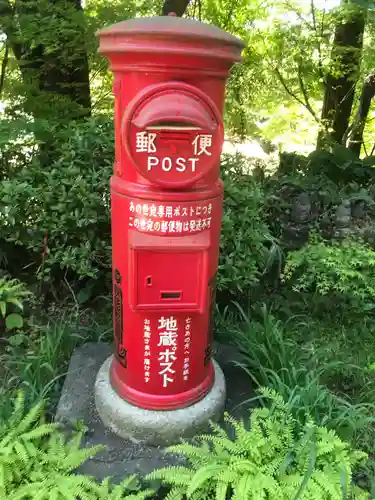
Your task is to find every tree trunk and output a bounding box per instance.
[38,0,91,118]
[1,0,91,165]
[2,0,91,122]
[348,73,375,157]
[161,0,191,16]
[318,4,366,148]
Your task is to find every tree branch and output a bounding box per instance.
[275,67,304,105]
[297,60,319,121]
[274,66,319,122]
[223,2,236,31]
[348,73,375,156]
[0,0,27,67]
[282,0,314,30]
[161,0,191,16]
[310,0,325,82]
[0,41,9,97]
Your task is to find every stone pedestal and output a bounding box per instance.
[95,356,226,446]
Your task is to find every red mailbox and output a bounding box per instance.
[97,16,244,410]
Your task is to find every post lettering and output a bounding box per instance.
[162,157,172,171]
[147,156,159,171]
[189,158,199,172]
[146,156,199,173]
[176,157,186,172]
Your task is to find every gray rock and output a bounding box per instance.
[335,200,351,229]
[291,193,311,224]
[351,201,365,219]
[283,225,310,250]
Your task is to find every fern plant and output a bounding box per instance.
[147,388,369,500]
[0,392,153,499]
[91,475,153,500]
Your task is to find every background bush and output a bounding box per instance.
[219,154,279,296]
[0,116,113,283]
[282,235,375,316]
[2,116,375,494]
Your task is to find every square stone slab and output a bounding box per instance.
[55,342,255,484]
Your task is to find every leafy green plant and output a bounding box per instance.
[147,387,369,499]
[305,147,375,186]
[1,117,279,302]
[0,115,113,282]
[0,309,111,418]
[219,154,281,294]
[283,236,375,308]
[0,391,153,499]
[0,277,30,331]
[232,305,375,443]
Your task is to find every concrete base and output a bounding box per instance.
[95,356,226,446]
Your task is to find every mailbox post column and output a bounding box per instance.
[94,15,244,445]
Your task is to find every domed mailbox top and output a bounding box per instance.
[97,16,244,63]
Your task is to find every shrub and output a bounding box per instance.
[0,115,113,281]
[282,236,375,311]
[219,154,280,294]
[263,147,375,258]
[277,147,375,187]
[1,122,277,298]
[306,146,375,186]
[1,391,153,499]
[147,387,369,499]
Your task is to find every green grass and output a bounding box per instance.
[0,303,112,420]
[227,303,375,447]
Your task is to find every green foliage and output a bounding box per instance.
[219,154,280,294]
[198,0,268,138]
[89,475,153,500]
[305,147,375,185]
[0,308,111,418]
[283,236,375,307]
[232,305,375,443]
[269,147,375,192]
[2,0,92,123]
[0,277,30,331]
[0,391,153,499]
[147,387,369,499]
[263,147,375,274]
[0,115,113,281]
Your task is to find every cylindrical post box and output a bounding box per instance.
[96,16,244,411]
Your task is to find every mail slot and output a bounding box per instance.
[96,15,244,410]
[160,292,181,300]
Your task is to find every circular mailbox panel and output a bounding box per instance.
[123,82,224,189]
